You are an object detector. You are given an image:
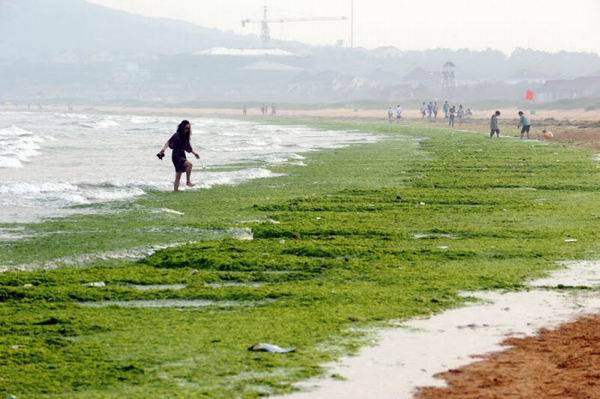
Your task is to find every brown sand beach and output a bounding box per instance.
[417,316,600,399]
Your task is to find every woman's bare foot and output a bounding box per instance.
[186,182,195,187]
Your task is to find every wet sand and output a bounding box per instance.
[275,261,600,399]
[2,104,600,122]
[416,316,600,399]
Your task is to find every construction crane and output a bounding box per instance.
[241,6,347,47]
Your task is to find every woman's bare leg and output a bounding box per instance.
[185,162,195,187]
[174,172,182,192]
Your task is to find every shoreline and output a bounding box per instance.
[0,113,381,225]
[1,117,599,398]
[275,261,600,399]
[3,104,598,151]
[2,103,600,121]
[417,314,600,399]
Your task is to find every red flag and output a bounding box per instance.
[526,89,535,101]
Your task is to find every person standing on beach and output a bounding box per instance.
[490,110,501,138]
[395,105,403,123]
[421,102,427,119]
[387,106,394,123]
[449,105,456,128]
[443,101,449,119]
[457,105,464,121]
[157,120,200,192]
[433,102,439,119]
[518,111,531,139]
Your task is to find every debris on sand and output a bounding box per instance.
[83,281,106,288]
[248,343,296,353]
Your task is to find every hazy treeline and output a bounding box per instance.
[2,0,599,104]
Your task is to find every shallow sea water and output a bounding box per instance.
[0,111,380,223]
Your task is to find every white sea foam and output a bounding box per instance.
[0,182,146,206]
[198,168,283,189]
[94,119,120,129]
[0,168,279,221]
[0,126,47,168]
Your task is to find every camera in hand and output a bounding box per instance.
[157,151,165,160]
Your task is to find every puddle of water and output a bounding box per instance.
[156,208,185,216]
[83,281,106,288]
[413,233,459,240]
[238,219,280,225]
[1,228,253,272]
[530,260,600,287]
[79,299,269,309]
[1,243,184,272]
[204,282,263,288]
[128,284,187,291]
[276,260,600,399]
[0,227,36,241]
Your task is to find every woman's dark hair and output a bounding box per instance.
[176,120,191,143]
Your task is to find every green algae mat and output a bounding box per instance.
[1,121,599,398]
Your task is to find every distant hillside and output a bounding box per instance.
[0,0,259,60]
[1,0,600,104]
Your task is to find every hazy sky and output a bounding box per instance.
[90,0,600,54]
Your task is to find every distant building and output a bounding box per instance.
[539,76,600,102]
[402,62,457,91]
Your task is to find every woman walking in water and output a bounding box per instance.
[157,120,200,192]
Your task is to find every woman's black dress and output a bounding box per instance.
[168,133,193,172]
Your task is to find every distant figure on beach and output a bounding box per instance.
[457,105,464,121]
[518,111,531,139]
[387,106,394,123]
[490,110,501,138]
[421,102,427,118]
[433,102,439,119]
[157,120,200,192]
[395,105,403,122]
[261,105,266,115]
[243,105,247,116]
[427,102,433,119]
[271,104,277,115]
[449,105,456,128]
[443,101,449,119]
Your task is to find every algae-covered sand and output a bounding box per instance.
[1,120,599,398]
